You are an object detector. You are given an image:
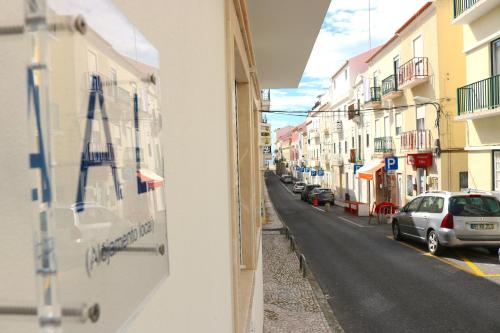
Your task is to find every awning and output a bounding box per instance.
[356,159,385,180]
[137,169,164,188]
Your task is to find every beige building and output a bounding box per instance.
[453,0,500,192]
[0,0,329,333]
[364,0,468,207]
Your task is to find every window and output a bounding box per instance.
[407,175,414,196]
[351,137,355,148]
[395,113,402,135]
[459,171,468,190]
[416,105,425,131]
[492,38,500,76]
[344,69,348,80]
[405,197,422,212]
[375,119,380,138]
[419,196,444,213]
[384,116,390,137]
[333,143,336,154]
[344,141,347,152]
[449,196,500,217]
[366,133,370,147]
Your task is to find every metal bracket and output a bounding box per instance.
[0,303,100,324]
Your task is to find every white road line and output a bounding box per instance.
[279,181,295,195]
[312,206,325,213]
[338,216,370,228]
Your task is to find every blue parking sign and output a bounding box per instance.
[311,170,317,176]
[384,157,398,171]
[354,164,363,174]
[305,167,310,173]
[318,170,325,176]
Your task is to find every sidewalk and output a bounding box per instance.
[262,187,343,333]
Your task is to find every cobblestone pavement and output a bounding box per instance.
[263,185,342,333]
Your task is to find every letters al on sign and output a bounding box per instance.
[384,157,398,171]
[5,2,169,332]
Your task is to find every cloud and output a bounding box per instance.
[268,0,429,129]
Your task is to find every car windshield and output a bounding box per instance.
[449,196,500,217]
[318,189,332,193]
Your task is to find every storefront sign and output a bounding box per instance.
[311,169,317,176]
[262,145,272,160]
[2,2,170,332]
[407,153,432,167]
[318,170,325,176]
[305,167,310,173]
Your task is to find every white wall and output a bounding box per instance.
[114,1,235,332]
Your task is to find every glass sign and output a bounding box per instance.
[0,1,169,332]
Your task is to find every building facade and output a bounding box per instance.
[453,0,500,192]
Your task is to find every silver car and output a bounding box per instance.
[292,182,307,193]
[392,192,500,255]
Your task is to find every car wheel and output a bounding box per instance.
[427,230,443,256]
[392,221,402,241]
[487,247,499,256]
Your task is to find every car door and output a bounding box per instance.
[412,196,440,239]
[399,197,423,236]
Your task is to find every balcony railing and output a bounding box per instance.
[374,137,394,153]
[382,74,399,96]
[457,75,500,116]
[366,87,381,103]
[454,0,479,18]
[398,57,429,88]
[400,130,432,151]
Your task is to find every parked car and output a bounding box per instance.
[301,184,320,201]
[392,192,500,255]
[307,188,335,205]
[292,182,307,193]
[280,174,293,184]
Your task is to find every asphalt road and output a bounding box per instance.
[266,172,500,333]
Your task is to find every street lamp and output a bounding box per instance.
[413,96,442,157]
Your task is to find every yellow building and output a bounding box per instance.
[453,0,500,192]
[365,0,468,207]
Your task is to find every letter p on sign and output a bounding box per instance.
[385,157,398,171]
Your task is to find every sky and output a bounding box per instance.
[267,0,429,138]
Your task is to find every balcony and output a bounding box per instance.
[381,74,403,100]
[453,0,500,25]
[456,75,500,120]
[364,87,382,109]
[309,129,320,138]
[332,155,344,166]
[374,137,394,153]
[400,130,432,151]
[398,57,429,90]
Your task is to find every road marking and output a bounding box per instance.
[312,206,325,213]
[339,216,369,228]
[385,235,477,276]
[278,181,294,195]
[458,254,485,277]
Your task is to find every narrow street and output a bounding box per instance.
[266,172,500,333]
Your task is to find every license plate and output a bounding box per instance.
[470,223,495,230]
